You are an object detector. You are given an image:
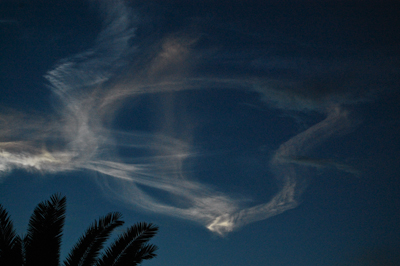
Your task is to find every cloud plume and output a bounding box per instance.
[1,0,393,235]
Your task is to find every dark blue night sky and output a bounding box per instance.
[1,1,400,265]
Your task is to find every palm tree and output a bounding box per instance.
[0,194,158,266]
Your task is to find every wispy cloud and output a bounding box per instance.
[0,19,18,24]
[280,156,360,176]
[0,0,394,235]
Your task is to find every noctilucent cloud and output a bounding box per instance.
[1,1,400,265]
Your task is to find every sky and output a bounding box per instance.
[1,0,400,265]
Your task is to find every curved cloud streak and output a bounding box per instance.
[0,0,391,235]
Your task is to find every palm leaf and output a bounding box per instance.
[24,193,66,266]
[11,235,24,265]
[96,222,158,266]
[63,212,124,266]
[118,243,158,266]
[0,204,23,265]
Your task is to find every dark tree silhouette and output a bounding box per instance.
[0,194,158,266]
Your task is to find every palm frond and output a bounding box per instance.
[24,193,66,266]
[96,222,158,266]
[120,244,158,266]
[0,204,23,265]
[0,204,17,252]
[11,235,24,265]
[63,212,124,266]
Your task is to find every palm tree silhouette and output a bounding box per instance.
[0,194,158,266]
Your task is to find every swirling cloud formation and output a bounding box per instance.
[1,0,395,235]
